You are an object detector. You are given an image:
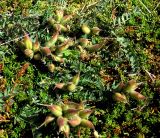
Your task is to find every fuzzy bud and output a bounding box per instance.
[80,119,95,129]
[43,116,54,125]
[113,92,128,103]
[24,49,34,59]
[82,24,90,34]
[50,46,57,52]
[78,45,90,61]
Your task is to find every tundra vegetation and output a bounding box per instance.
[0,0,160,138]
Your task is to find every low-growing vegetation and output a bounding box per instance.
[0,0,160,138]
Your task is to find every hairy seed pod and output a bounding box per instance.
[33,36,40,52]
[63,124,70,138]
[94,130,100,138]
[23,32,33,50]
[91,27,101,35]
[57,116,68,131]
[48,18,56,26]
[56,10,64,22]
[86,43,104,52]
[58,35,67,43]
[37,116,54,129]
[130,91,146,100]
[56,41,70,54]
[63,101,84,110]
[116,82,125,92]
[64,109,80,118]
[71,72,80,85]
[79,109,93,119]
[45,32,59,48]
[53,24,68,32]
[61,104,69,111]
[78,45,90,61]
[124,80,138,93]
[47,63,55,73]
[79,38,90,47]
[88,39,108,52]
[33,53,42,60]
[57,116,70,137]
[66,82,76,92]
[62,15,73,24]
[82,24,90,34]
[50,45,57,52]
[113,92,128,103]
[51,54,64,63]
[68,115,81,127]
[80,119,95,129]
[41,47,51,56]
[47,105,62,117]
[24,49,34,59]
[53,83,65,90]
[56,39,73,55]
[80,52,90,61]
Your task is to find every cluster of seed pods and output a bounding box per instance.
[18,10,75,73]
[54,72,80,92]
[18,9,107,73]
[38,101,99,138]
[18,10,106,72]
[18,31,74,72]
[78,24,109,61]
[17,10,110,137]
[113,80,146,103]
